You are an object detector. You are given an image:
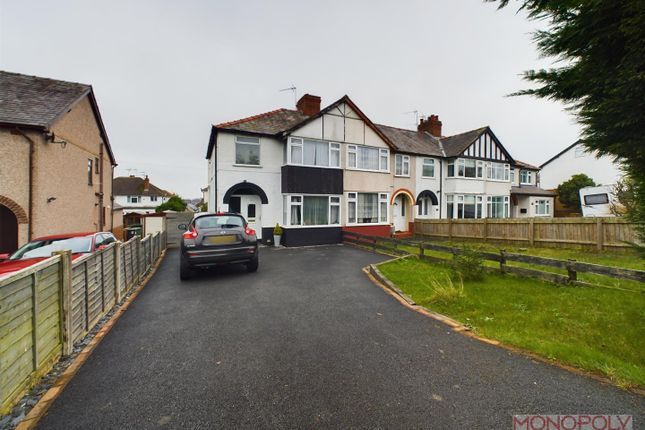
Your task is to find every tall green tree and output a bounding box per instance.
[155,195,187,213]
[487,0,645,240]
[556,173,596,211]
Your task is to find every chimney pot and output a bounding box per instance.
[296,94,321,116]
[418,114,442,137]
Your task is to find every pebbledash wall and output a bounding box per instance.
[0,96,115,248]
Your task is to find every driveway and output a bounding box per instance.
[38,246,643,429]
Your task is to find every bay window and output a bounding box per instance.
[347,145,389,172]
[447,194,484,218]
[235,136,260,165]
[422,158,435,177]
[486,162,510,181]
[347,192,388,224]
[395,154,410,176]
[284,195,342,226]
[288,137,340,168]
[487,196,509,218]
[448,158,483,178]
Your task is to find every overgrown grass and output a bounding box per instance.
[378,257,645,389]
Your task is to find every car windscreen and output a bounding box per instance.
[13,237,93,259]
[195,215,244,229]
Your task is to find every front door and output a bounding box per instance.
[0,205,18,254]
[393,195,409,232]
[239,195,262,239]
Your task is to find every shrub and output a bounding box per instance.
[273,223,283,235]
[451,246,485,281]
[428,274,465,304]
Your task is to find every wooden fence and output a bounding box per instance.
[414,217,640,250]
[342,230,645,286]
[0,232,166,414]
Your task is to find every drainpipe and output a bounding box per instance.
[14,128,35,241]
[110,165,115,231]
[438,161,443,219]
[98,143,104,231]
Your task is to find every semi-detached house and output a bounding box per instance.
[206,94,554,246]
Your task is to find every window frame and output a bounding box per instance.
[486,195,510,219]
[346,192,389,225]
[87,159,93,185]
[535,199,551,216]
[234,135,261,167]
[520,170,533,185]
[421,158,435,178]
[446,194,485,219]
[346,144,390,172]
[394,154,410,177]
[287,137,341,169]
[283,194,342,227]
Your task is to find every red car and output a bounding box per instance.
[0,232,117,278]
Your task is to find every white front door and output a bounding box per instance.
[393,195,409,232]
[239,195,262,239]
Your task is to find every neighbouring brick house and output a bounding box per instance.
[113,175,172,227]
[0,71,118,254]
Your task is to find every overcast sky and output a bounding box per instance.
[1,0,581,198]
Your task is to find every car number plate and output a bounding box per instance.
[204,235,238,245]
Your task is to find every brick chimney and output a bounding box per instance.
[296,94,321,116]
[143,175,150,192]
[418,114,442,137]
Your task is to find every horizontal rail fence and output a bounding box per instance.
[342,230,645,286]
[0,232,167,414]
[414,217,640,250]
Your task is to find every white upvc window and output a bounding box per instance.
[486,162,510,181]
[128,196,140,204]
[446,194,484,219]
[235,136,261,166]
[535,199,551,216]
[284,195,342,226]
[347,192,389,224]
[448,158,483,178]
[418,197,433,216]
[510,169,515,183]
[395,154,410,176]
[347,145,389,172]
[287,137,340,168]
[422,158,435,178]
[486,195,509,218]
[520,170,533,185]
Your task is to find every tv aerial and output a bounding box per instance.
[279,85,297,105]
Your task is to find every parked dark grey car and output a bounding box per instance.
[178,212,258,280]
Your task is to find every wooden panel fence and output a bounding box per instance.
[414,217,640,250]
[0,232,166,414]
[342,230,645,286]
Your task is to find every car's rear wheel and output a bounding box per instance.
[180,256,192,280]
[246,256,259,272]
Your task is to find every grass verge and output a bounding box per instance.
[377,256,645,389]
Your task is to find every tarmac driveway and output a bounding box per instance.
[38,245,643,429]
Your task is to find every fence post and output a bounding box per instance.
[483,218,488,241]
[31,271,39,370]
[566,260,577,283]
[114,244,122,303]
[54,250,73,356]
[100,251,105,312]
[499,250,507,274]
[419,242,425,259]
[596,218,604,251]
[448,218,453,241]
[528,218,535,246]
[84,260,89,332]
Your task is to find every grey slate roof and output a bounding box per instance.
[375,124,443,156]
[216,108,309,135]
[113,176,172,198]
[0,71,91,128]
[510,186,556,196]
[439,127,488,157]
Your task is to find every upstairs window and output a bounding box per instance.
[395,154,410,176]
[235,136,260,166]
[422,158,435,178]
[486,162,510,181]
[150,195,158,202]
[347,145,389,172]
[128,196,140,204]
[288,137,340,168]
[520,170,533,185]
[448,158,483,178]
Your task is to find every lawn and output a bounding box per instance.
[377,256,645,389]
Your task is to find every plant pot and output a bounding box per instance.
[273,235,281,246]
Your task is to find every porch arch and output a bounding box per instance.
[0,195,28,223]
[416,190,438,206]
[390,188,415,205]
[223,182,269,204]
